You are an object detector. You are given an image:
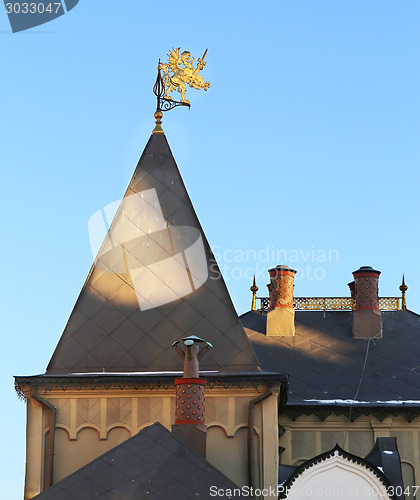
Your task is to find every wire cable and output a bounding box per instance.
[343,339,372,448]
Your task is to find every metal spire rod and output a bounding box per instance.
[399,274,408,310]
[250,276,258,311]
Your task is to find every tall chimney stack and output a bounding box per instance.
[266,265,297,336]
[171,336,212,456]
[348,281,355,308]
[352,266,382,338]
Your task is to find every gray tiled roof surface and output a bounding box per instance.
[242,310,420,402]
[32,423,250,500]
[47,133,259,374]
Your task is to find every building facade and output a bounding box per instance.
[16,118,285,499]
[243,266,419,498]
[15,110,420,499]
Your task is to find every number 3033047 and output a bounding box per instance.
[5,3,63,14]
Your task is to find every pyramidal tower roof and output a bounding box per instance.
[47,125,260,375]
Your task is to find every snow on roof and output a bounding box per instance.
[303,399,420,405]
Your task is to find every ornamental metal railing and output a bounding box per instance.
[257,297,401,312]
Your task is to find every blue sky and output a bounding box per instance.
[1,1,420,498]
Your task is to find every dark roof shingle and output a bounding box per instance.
[242,309,420,403]
[32,422,250,500]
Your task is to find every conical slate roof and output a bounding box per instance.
[32,423,250,500]
[47,131,259,374]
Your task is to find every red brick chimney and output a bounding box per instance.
[266,265,297,336]
[348,281,355,299]
[172,336,212,456]
[352,266,382,338]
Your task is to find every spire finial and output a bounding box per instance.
[152,110,164,135]
[250,275,258,311]
[399,274,408,310]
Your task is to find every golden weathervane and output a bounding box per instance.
[160,48,210,104]
[153,48,210,133]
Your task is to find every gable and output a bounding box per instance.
[280,446,393,500]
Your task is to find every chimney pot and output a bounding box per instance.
[352,266,382,338]
[266,265,296,336]
[172,336,211,456]
[268,265,297,309]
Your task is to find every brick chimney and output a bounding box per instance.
[348,281,355,308]
[352,266,382,338]
[171,336,212,456]
[348,281,355,299]
[266,265,297,336]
